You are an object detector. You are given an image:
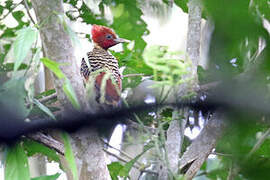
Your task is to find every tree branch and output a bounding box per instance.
[179,111,225,180]
[126,119,156,134]
[31,1,111,179]
[23,0,36,24]
[103,148,158,175]
[27,132,64,155]
[102,139,139,163]
[38,93,57,104]
[123,74,145,78]
[186,0,202,77]
[247,126,270,159]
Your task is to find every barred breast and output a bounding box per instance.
[80,47,122,106]
[80,47,121,83]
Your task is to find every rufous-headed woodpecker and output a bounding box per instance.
[80,25,129,107]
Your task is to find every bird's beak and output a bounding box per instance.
[114,38,130,43]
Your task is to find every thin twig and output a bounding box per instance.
[23,0,36,24]
[123,73,145,78]
[247,126,270,159]
[103,148,158,175]
[102,139,136,161]
[104,148,128,163]
[26,93,57,108]
[127,119,156,134]
[199,81,220,92]
[38,93,57,104]
[211,151,233,157]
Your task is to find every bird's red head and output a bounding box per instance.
[91,24,129,50]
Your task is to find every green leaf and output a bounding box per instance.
[0,78,30,118]
[0,5,4,15]
[41,58,80,109]
[63,78,81,110]
[109,0,150,76]
[0,53,5,64]
[5,0,13,10]
[40,58,65,79]
[31,173,61,180]
[143,45,188,85]
[107,162,124,180]
[33,99,56,120]
[118,155,140,177]
[23,139,60,162]
[62,132,78,180]
[13,27,38,72]
[29,105,60,119]
[119,141,154,177]
[1,28,16,38]
[35,89,56,99]
[174,0,189,13]
[12,11,25,22]
[5,143,30,180]
[79,2,108,25]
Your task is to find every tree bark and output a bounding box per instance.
[31,0,111,179]
[31,0,87,112]
[158,1,202,178]
[71,129,111,180]
[186,0,202,77]
[165,109,186,173]
[179,112,225,180]
[29,155,47,178]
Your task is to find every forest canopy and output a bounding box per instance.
[0,0,270,180]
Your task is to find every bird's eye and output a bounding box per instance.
[106,34,113,39]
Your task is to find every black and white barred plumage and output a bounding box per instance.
[80,47,121,83]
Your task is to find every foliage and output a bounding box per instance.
[13,27,38,72]
[1,0,270,179]
[41,57,80,110]
[108,141,154,179]
[174,0,189,13]
[144,45,189,86]
[62,132,78,180]
[23,139,60,163]
[0,78,30,118]
[4,143,30,180]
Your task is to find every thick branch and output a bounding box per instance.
[179,111,225,180]
[31,1,110,180]
[166,109,186,173]
[27,132,64,155]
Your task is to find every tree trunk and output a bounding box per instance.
[179,112,225,180]
[31,0,87,112]
[29,155,47,178]
[186,0,202,78]
[158,1,202,179]
[31,0,111,179]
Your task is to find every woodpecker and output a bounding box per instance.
[80,25,129,107]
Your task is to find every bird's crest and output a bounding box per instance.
[91,25,117,48]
